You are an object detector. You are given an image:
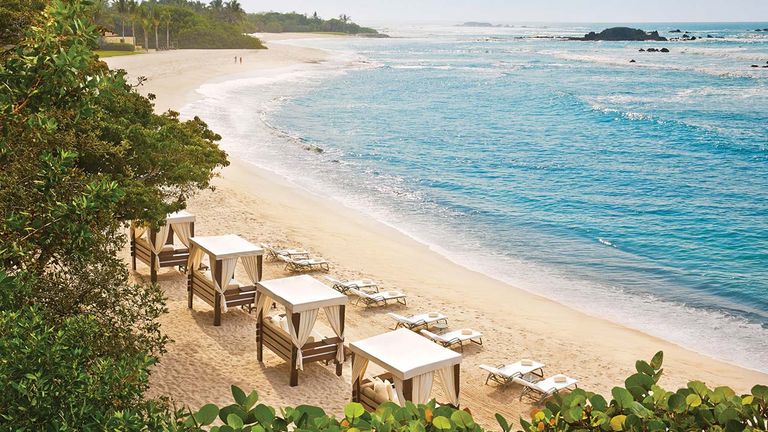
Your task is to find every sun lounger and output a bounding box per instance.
[420,329,483,352]
[278,254,330,272]
[479,360,545,386]
[388,312,448,331]
[514,375,578,403]
[348,287,407,307]
[261,243,310,261]
[324,276,379,294]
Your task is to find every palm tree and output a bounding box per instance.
[139,2,151,51]
[160,8,171,49]
[128,0,139,45]
[151,3,161,50]
[339,14,350,24]
[224,0,243,23]
[114,0,128,37]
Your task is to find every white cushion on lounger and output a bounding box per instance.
[373,378,389,402]
[384,380,397,402]
[161,244,175,252]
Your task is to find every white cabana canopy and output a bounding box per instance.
[166,210,196,225]
[190,234,263,260]
[257,275,347,312]
[349,329,462,407]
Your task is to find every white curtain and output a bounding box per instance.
[133,223,148,241]
[351,355,369,385]
[171,222,192,247]
[436,366,460,407]
[287,309,319,370]
[393,372,434,406]
[212,257,238,313]
[323,306,345,363]
[241,255,260,285]
[149,225,170,268]
[393,377,406,407]
[254,291,273,317]
[187,245,205,274]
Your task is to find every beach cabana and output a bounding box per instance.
[255,275,347,387]
[349,329,462,410]
[187,235,264,326]
[131,210,196,283]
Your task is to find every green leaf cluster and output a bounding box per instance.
[513,351,768,432]
[165,385,485,432]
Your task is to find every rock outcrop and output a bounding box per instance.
[578,27,668,41]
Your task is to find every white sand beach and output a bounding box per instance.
[107,34,768,427]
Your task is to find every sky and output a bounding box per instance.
[238,0,768,25]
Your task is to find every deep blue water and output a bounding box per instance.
[184,23,768,371]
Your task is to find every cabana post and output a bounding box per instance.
[255,275,348,387]
[187,235,265,326]
[130,210,196,283]
[349,329,462,411]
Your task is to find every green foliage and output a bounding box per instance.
[243,11,382,35]
[93,0,266,50]
[0,271,160,430]
[513,351,768,431]
[176,22,264,49]
[100,41,136,51]
[168,385,486,432]
[0,0,228,429]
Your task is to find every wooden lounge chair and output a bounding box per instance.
[348,287,407,307]
[387,312,448,331]
[514,374,578,403]
[278,254,330,272]
[420,329,483,352]
[261,243,309,262]
[479,360,545,386]
[324,276,379,294]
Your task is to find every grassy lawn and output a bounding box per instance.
[95,50,143,58]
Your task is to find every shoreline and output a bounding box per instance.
[107,35,768,426]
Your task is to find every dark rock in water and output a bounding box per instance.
[303,145,324,154]
[646,48,659,52]
[578,27,667,41]
[707,34,714,38]
[670,29,682,33]
[629,59,636,63]
[660,48,670,53]
[756,29,763,32]
[639,48,646,52]
[751,64,759,68]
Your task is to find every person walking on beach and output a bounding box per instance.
[234,56,237,63]
[239,56,243,64]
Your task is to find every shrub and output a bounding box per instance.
[177,24,265,49]
[100,41,135,51]
[510,351,768,432]
[165,385,486,432]
[0,272,160,430]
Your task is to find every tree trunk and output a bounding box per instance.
[121,17,125,38]
[143,29,149,52]
[154,25,159,51]
[131,22,135,45]
[166,23,170,49]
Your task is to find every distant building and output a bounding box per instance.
[100,30,135,46]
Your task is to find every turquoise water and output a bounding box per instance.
[185,23,768,371]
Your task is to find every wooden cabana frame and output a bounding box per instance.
[187,235,264,326]
[255,275,348,387]
[131,210,196,283]
[349,329,462,411]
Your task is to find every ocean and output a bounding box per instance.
[183,23,768,372]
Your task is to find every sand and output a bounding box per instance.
[106,34,768,427]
